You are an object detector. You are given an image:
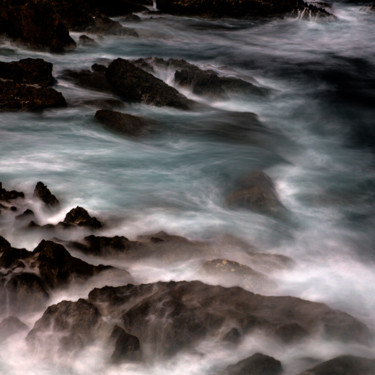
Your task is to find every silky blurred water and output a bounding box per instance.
[1,2,375,374]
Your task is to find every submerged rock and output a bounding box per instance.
[106,58,193,109]
[85,16,138,36]
[298,355,375,375]
[95,109,156,136]
[226,171,283,214]
[224,353,282,375]
[33,181,60,208]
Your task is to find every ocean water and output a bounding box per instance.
[1,2,375,374]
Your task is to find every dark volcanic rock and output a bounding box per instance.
[110,325,141,363]
[87,281,370,358]
[156,0,306,18]
[27,299,104,351]
[0,1,76,52]
[106,58,192,109]
[224,353,282,375]
[79,34,97,45]
[0,236,11,251]
[95,109,155,136]
[6,273,50,313]
[226,171,283,214]
[33,181,60,208]
[85,16,138,36]
[0,58,54,86]
[0,81,67,111]
[72,235,137,256]
[0,182,25,201]
[63,206,102,229]
[298,355,375,375]
[0,245,29,268]
[32,240,109,288]
[61,68,113,93]
[0,316,28,341]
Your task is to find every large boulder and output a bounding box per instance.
[0,0,76,52]
[0,182,25,201]
[84,16,138,36]
[95,109,156,137]
[106,58,193,109]
[0,316,28,341]
[226,171,283,214]
[224,353,282,375]
[298,355,375,375]
[0,58,54,86]
[0,81,67,111]
[62,206,102,229]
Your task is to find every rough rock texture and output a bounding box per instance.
[110,325,142,363]
[156,0,306,18]
[224,353,282,375]
[298,355,375,375]
[0,182,25,201]
[95,109,155,136]
[85,281,370,357]
[0,0,76,52]
[226,171,283,214]
[0,81,67,111]
[33,181,60,208]
[63,206,102,229]
[0,58,54,86]
[106,58,192,109]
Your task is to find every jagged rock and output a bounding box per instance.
[27,299,104,351]
[0,245,29,268]
[0,235,11,251]
[71,235,137,256]
[85,16,138,36]
[0,81,67,111]
[226,171,283,214]
[110,325,141,363]
[87,281,370,358]
[156,0,307,18]
[63,206,102,229]
[32,240,110,288]
[5,273,50,313]
[0,316,28,341]
[95,109,155,136]
[16,209,35,222]
[224,353,282,375]
[33,181,60,208]
[0,58,54,86]
[0,182,25,201]
[298,355,375,375]
[106,58,192,109]
[0,0,76,52]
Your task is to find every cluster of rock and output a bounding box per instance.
[1,180,374,374]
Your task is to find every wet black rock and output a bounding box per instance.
[0,58,54,86]
[79,34,97,46]
[95,109,156,136]
[27,299,104,351]
[33,181,60,208]
[0,245,29,268]
[0,316,28,341]
[0,182,25,202]
[226,171,283,214]
[106,58,193,109]
[0,0,76,52]
[0,236,11,251]
[32,240,109,288]
[224,353,282,375]
[110,325,142,363]
[298,355,375,375]
[63,206,103,229]
[72,234,137,256]
[85,16,138,36]
[0,81,67,112]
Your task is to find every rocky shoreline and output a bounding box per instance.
[1,180,375,374]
